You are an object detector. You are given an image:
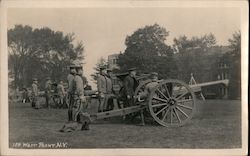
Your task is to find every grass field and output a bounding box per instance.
[9,99,241,148]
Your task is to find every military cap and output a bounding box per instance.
[70,60,82,68]
[106,68,112,72]
[33,78,38,81]
[75,65,83,69]
[69,64,77,68]
[99,66,106,70]
[151,72,158,76]
[128,67,136,72]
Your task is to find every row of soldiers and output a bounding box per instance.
[97,66,113,112]
[30,78,66,109]
[97,67,140,111]
[96,66,159,125]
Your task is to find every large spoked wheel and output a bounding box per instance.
[148,79,196,127]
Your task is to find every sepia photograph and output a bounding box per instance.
[0,0,248,156]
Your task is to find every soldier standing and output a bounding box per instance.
[22,86,29,103]
[45,77,52,108]
[57,80,66,108]
[97,66,107,112]
[123,68,146,125]
[31,78,39,109]
[123,68,138,107]
[74,62,90,130]
[67,63,77,121]
[105,69,114,111]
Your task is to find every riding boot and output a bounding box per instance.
[85,122,90,130]
[81,121,90,130]
[138,110,145,126]
[76,114,81,123]
[68,111,72,121]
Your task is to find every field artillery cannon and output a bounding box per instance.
[88,73,229,127]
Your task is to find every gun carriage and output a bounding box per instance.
[88,73,229,127]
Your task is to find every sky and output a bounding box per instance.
[7,7,240,88]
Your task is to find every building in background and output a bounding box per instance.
[108,54,119,70]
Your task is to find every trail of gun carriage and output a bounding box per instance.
[8,24,241,148]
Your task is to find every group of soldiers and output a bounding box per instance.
[29,59,160,132]
[60,60,91,132]
[96,67,139,112]
[97,66,114,112]
[96,66,160,125]
[30,77,66,109]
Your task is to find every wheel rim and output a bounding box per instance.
[148,79,196,127]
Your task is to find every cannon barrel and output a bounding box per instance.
[189,79,229,89]
[172,79,229,96]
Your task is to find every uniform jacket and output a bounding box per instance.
[67,73,75,94]
[142,81,159,97]
[74,74,84,96]
[123,75,138,96]
[45,80,51,93]
[106,76,113,94]
[145,81,158,93]
[97,74,113,94]
[31,83,38,96]
[57,84,65,97]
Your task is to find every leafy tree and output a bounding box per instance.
[173,33,217,83]
[90,57,108,84]
[117,24,177,79]
[228,30,241,56]
[8,24,84,89]
[226,31,241,98]
[173,33,216,53]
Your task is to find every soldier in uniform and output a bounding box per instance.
[123,67,138,107]
[67,63,77,121]
[104,69,114,111]
[97,66,107,112]
[74,62,90,130]
[45,77,52,108]
[60,61,90,132]
[22,86,29,103]
[31,78,39,109]
[139,72,159,100]
[57,80,66,108]
[123,68,147,125]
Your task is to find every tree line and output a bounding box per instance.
[8,25,84,90]
[93,24,240,99]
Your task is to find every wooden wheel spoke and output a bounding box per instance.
[176,106,189,118]
[155,105,169,116]
[153,96,168,103]
[177,103,193,110]
[156,88,169,100]
[176,90,189,100]
[173,108,181,123]
[152,102,168,108]
[163,84,171,98]
[177,98,193,103]
[161,107,170,121]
